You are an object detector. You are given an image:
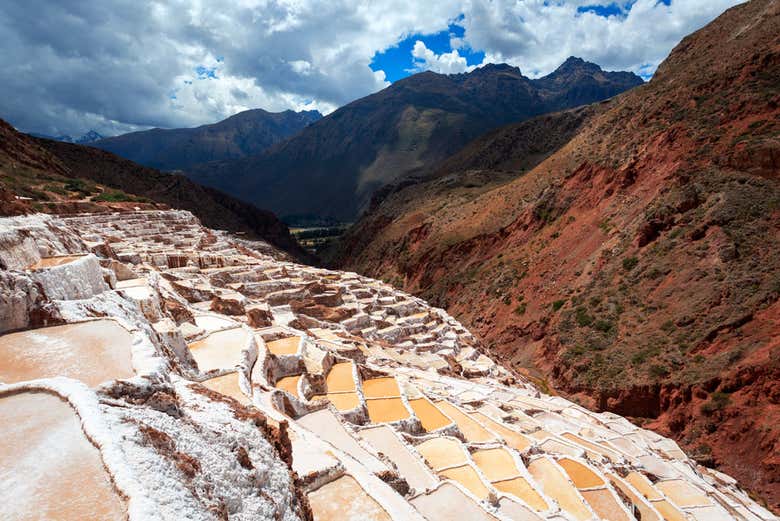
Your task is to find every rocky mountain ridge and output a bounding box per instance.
[186,58,643,222]
[92,109,322,171]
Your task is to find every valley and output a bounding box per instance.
[1,0,778,519]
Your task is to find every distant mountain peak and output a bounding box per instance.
[28,129,104,144]
[75,130,104,144]
[92,108,321,171]
[471,62,523,76]
[551,56,604,75]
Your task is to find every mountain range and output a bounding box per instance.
[0,119,311,261]
[184,58,643,222]
[29,129,105,144]
[332,0,780,508]
[91,108,321,171]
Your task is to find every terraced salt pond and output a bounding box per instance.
[656,479,711,507]
[265,335,301,355]
[359,426,437,492]
[438,465,490,499]
[308,475,390,521]
[435,401,495,442]
[411,482,497,521]
[0,392,125,520]
[471,448,519,481]
[274,375,301,398]
[325,362,355,392]
[557,458,604,489]
[297,410,387,474]
[361,377,399,398]
[472,412,532,451]
[493,477,548,512]
[416,437,468,470]
[0,320,134,386]
[322,392,360,411]
[27,254,86,270]
[366,397,410,423]
[579,488,631,521]
[187,327,250,372]
[608,474,661,521]
[408,398,451,432]
[202,372,251,405]
[528,458,592,521]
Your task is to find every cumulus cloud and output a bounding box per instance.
[411,41,474,74]
[0,0,745,136]
[461,0,746,78]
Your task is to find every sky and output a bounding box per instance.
[0,0,745,137]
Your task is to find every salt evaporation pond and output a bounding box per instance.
[202,372,251,405]
[308,475,390,521]
[0,320,134,386]
[0,392,125,520]
[187,327,250,372]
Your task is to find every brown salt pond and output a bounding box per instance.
[325,362,356,392]
[307,475,390,521]
[359,426,437,492]
[265,335,300,355]
[438,464,491,499]
[27,254,86,270]
[327,392,360,411]
[580,488,631,521]
[274,375,301,398]
[607,475,661,521]
[435,401,495,443]
[626,471,663,500]
[0,320,135,387]
[416,437,468,470]
[528,458,592,521]
[187,327,250,372]
[471,448,520,482]
[366,397,410,423]
[202,373,251,405]
[0,392,125,520]
[408,397,451,432]
[653,499,687,521]
[557,458,604,489]
[361,377,400,398]
[493,477,549,512]
[472,412,532,452]
[655,479,711,507]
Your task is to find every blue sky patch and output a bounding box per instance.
[577,3,625,17]
[195,65,218,79]
[370,21,485,82]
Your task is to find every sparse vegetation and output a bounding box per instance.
[622,256,639,271]
[701,391,731,414]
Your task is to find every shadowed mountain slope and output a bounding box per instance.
[92,108,321,171]
[0,118,310,261]
[188,59,642,222]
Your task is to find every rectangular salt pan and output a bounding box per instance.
[0,320,135,387]
[0,392,126,520]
